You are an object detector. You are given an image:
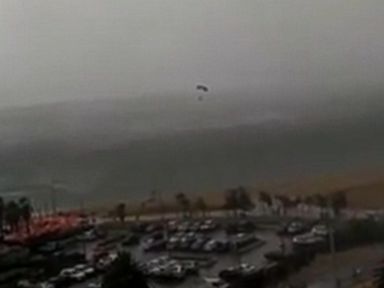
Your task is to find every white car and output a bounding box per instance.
[107,252,118,262]
[204,277,229,288]
[17,280,32,288]
[88,282,101,288]
[311,224,329,237]
[238,263,257,274]
[84,266,95,276]
[74,264,87,271]
[37,282,54,288]
[203,240,217,252]
[168,264,186,279]
[287,221,305,234]
[59,267,76,278]
[71,271,87,281]
[293,232,324,245]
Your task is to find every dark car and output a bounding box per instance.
[278,220,309,236]
[190,237,208,251]
[122,234,140,246]
[215,240,231,253]
[226,220,256,234]
[146,223,163,234]
[167,236,181,250]
[143,238,167,252]
[179,236,193,250]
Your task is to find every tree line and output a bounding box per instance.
[112,188,348,222]
[0,196,34,240]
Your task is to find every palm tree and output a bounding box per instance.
[5,200,21,232]
[304,195,315,206]
[102,252,149,288]
[314,194,327,218]
[195,197,207,218]
[224,187,254,218]
[18,197,33,234]
[258,191,273,214]
[293,195,303,216]
[115,203,126,223]
[175,193,190,218]
[0,197,4,240]
[276,195,290,215]
[224,188,238,217]
[236,186,254,212]
[303,195,316,217]
[330,190,348,216]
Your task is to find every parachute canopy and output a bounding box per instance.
[196,84,209,92]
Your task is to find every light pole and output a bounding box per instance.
[327,198,339,288]
[50,180,59,216]
[79,195,87,259]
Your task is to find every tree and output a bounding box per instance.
[258,191,273,213]
[175,193,190,218]
[276,195,291,215]
[292,196,303,216]
[5,200,21,232]
[224,187,254,217]
[195,197,207,218]
[18,197,33,234]
[293,196,302,206]
[302,195,317,216]
[0,197,4,240]
[314,194,327,218]
[303,195,315,206]
[102,252,149,288]
[115,203,126,223]
[330,190,348,216]
[224,188,238,216]
[236,186,254,212]
[314,194,327,208]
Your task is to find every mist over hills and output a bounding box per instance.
[0,95,383,208]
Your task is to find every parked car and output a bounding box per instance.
[88,281,101,288]
[182,260,199,275]
[167,236,181,250]
[226,220,256,234]
[311,224,329,237]
[278,220,309,236]
[191,237,208,251]
[122,233,140,246]
[203,240,218,252]
[143,238,166,252]
[204,277,230,288]
[292,232,324,246]
[71,271,87,282]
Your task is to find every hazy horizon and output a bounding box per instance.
[1,1,384,108]
[1,1,384,207]
[0,95,383,208]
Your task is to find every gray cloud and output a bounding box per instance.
[1,0,384,108]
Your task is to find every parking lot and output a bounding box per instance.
[67,228,282,288]
[12,216,335,288]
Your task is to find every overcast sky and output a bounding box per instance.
[1,0,384,109]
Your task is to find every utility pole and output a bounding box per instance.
[80,195,87,259]
[50,181,57,216]
[156,190,168,242]
[327,197,339,288]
